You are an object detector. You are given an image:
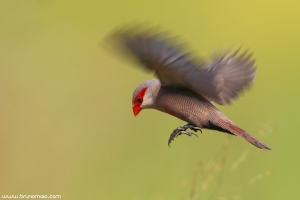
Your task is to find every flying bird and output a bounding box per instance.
[111,26,271,150]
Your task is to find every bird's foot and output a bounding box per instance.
[168,124,202,146]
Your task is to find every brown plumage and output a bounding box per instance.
[154,82,270,149]
[112,25,270,150]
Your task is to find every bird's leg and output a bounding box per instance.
[168,124,202,146]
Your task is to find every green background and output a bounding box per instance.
[0,1,299,199]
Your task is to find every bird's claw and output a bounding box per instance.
[190,127,202,133]
[168,124,201,146]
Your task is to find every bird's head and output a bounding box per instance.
[132,79,161,116]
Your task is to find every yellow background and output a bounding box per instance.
[0,1,299,199]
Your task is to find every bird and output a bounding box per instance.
[111,25,271,150]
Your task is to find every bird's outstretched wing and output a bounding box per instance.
[112,26,257,105]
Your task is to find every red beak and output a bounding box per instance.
[133,106,141,116]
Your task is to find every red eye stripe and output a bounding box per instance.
[134,87,147,105]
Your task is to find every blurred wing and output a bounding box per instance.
[199,50,257,104]
[112,26,256,105]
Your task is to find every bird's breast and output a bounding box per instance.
[155,87,216,126]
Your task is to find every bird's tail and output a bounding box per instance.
[217,118,271,150]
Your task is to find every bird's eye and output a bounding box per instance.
[136,97,142,103]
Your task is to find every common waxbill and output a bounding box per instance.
[112,26,271,150]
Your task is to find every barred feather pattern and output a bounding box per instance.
[155,85,270,150]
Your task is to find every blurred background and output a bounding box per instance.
[0,0,299,199]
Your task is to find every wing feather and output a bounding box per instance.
[112,26,257,105]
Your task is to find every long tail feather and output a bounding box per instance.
[218,119,271,150]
